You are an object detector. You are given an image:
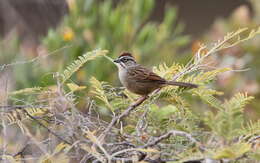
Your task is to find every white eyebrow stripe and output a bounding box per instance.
[119,56,134,60]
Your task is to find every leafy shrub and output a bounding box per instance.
[2,28,260,162]
[43,0,189,84]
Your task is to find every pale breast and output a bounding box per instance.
[118,68,128,87]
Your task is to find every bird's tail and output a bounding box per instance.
[166,81,198,88]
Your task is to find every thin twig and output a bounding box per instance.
[22,109,72,145]
[172,28,255,81]
[110,148,142,162]
[136,108,149,136]
[100,95,149,140]
[248,135,260,143]
[142,130,200,149]
[0,105,49,112]
[101,88,162,140]
[13,142,29,157]
[0,44,72,71]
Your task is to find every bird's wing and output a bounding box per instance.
[127,65,165,83]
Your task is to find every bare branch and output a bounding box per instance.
[22,109,72,145]
[142,130,200,148]
[0,45,72,71]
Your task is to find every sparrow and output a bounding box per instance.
[113,52,197,96]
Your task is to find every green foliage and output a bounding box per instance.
[90,76,114,111]
[61,49,108,83]
[150,104,178,123]
[43,0,188,83]
[1,3,260,161]
[194,68,231,85]
[213,142,251,160]
[3,106,48,135]
[0,0,188,88]
[194,88,224,109]
[2,42,260,162]
[204,93,254,141]
[9,87,43,95]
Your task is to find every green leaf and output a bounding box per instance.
[61,49,108,83]
[250,150,260,161]
[53,143,71,154]
[194,68,231,85]
[67,83,86,92]
[150,104,178,122]
[213,143,251,159]
[223,93,254,112]
[9,87,43,95]
[90,77,113,111]
[194,89,224,110]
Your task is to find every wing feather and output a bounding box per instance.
[127,65,166,83]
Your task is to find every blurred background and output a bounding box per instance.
[0,0,259,119]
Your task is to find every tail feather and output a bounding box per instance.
[166,81,198,88]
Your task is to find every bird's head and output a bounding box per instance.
[114,52,137,69]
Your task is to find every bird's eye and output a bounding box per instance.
[121,58,127,62]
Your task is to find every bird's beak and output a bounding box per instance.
[113,59,120,63]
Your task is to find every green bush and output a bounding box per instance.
[43,0,189,84]
[2,28,260,162]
